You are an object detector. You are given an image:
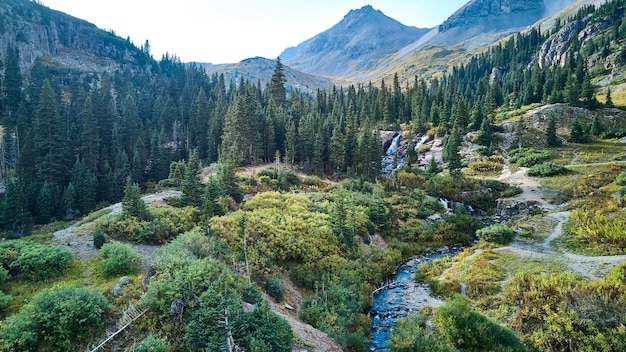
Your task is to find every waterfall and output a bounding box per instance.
[382,133,405,175]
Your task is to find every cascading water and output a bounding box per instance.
[369,247,463,351]
[382,133,405,175]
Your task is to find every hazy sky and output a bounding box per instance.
[41,0,468,64]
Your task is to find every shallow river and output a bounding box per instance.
[369,248,462,351]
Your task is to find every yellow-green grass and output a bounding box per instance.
[514,214,560,241]
[438,249,507,300]
[597,89,626,107]
[549,139,626,166]
[541,162,624,202]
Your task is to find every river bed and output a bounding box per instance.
[369,247,463,351]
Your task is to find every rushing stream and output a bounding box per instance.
[369,247,463,351]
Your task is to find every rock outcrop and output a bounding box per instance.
[430,0,577,47]
[0,0,150,73]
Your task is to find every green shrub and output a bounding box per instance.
[1,241,73,279]
[265,277,286,301]
[500,186,523,198]
[0,291,10,310]
[510,148,552,167]
[433,295,525,352]
[0,286,108,352]
[527,163,567,177]
[303,175,322,186]
[468,160,503,173]
[615,170,626,186]
[93,228,107,249]
[0,267,7,285]
[97,206,199,244]
[242,284,263,304]
[476,224,516,245]
[130,334,169,352]
[99,243,139,277]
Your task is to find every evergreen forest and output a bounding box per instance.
[1,0,626,351]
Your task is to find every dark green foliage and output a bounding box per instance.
[570,118,590,143]
[0,240,73,279]
[605,88,614,107]
[0,179,33,237]
[233,303,293,352]
[93,228,107,249]
[433,295,526,351]
[242,285,263,305]
[180,151,203,207]
[0,286,108,352]
[527,163,567,177]
[546,116,561,147]
[476,224,516,244]
[121,177,149,220]
[99,243,139,277]
[265,277,285,301]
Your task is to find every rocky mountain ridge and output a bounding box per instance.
[199,57,333,93]
[280,5,430,77]
[0,0,151,74]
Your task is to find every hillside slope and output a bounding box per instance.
[0,0,151,73]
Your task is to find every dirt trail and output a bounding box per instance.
[494,167,626,279]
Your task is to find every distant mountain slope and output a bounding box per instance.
[280,5,430,77]
[199,57,333,92]
[429,0,577,47]
[0,0,151,73]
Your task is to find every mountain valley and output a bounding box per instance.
[0,0,626,351]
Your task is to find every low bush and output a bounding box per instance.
[97,206,199,244]
[615,170,626,186]
[99,243,139,277]
[93,228,107,249]
[476,224,516,245]
[433,295,526,351]
[0,240,73,280]
[0,286,108,352]
[130,334,170,352]
[510,148,552,167]
[468,160,503,174]
[527,163,567,177]
[265,277,286,301]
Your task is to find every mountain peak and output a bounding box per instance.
[280,6,430,77]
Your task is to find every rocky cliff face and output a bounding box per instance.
[430,0,577,47]
[0,0,150,73]
[280,5,430,77]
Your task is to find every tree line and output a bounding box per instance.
[0,0,624,234]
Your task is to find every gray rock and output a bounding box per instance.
[112,276,131,297]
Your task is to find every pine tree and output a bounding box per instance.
[476,117,494,146]
[121,177,149,220]
[605,88,614,107]
[3,44,22,122]
[181,151,203,207]
[0,179,33,237]
[427,156,440,175]
[590,115,604,136]
[33,79,67,185]
[269,57,287,107]
[546,116,561,146]
[570,118,589,143]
